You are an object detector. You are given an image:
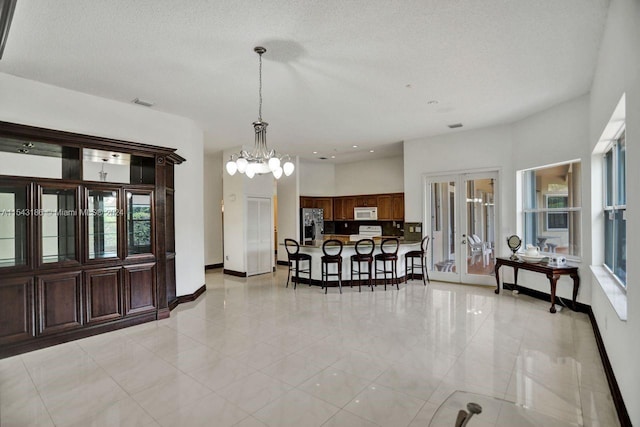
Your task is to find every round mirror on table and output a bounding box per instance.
[506,235,522,260]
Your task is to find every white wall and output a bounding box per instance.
[299,161,335,196]
[334,156,404,196]
[588,0,640,422]
[0,72,205,297]
[276,157,300,263]
[203,151,223,266]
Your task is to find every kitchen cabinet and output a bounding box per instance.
[333,197,356,220]
[377,195,392,220]
[355,196,377,207]
[299,197,333,220]
[392,193,404,220]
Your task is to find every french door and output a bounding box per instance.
[425,171,498,285]
[246,197,273,276]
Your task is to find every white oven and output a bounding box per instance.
[354,207,378,220]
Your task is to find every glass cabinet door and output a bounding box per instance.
[125,191,153,256]
[87,189,120,259]
[40,186,78,264]
[0,183,29,268]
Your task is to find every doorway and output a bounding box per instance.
[425,171,498,285]
[246,196,273,276]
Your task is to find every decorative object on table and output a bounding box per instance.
[506,235,522,260]
[548,255,567,267]
[520,244,546,263]
[225,46,294,179]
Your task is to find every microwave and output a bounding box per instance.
[354,207,378,220]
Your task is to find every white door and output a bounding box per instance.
[426,171,498,285]
[246,197,273,276]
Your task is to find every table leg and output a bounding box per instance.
[570,273,580,311]
[547,273,560,313]
[494,263,501,294]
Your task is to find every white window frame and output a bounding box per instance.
[545,194,569,231]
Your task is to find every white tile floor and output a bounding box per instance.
[0,268,619,426]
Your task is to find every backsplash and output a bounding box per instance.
[324,221,404,236]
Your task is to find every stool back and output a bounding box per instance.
[355,238,375,256]
[322,239,343,258]
[420,235,430,254]
[284,238,300,256]
[380,238,399,255]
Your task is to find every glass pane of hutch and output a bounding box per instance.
[41,188,77,263]
[126,192,152,255]
[0,184,28,267]
[88,190,119,259]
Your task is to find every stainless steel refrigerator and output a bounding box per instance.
[300,208,324,244]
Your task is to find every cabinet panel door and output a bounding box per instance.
[333,198,344,220]
[0,276,34,345]
[124,263,156,315]
[344,197,356,220]
[317,198,333,221]
[377,195,392,220]
[356,196,377,207]
[84,267,123,324]
[36,271,82,335]
[392,194,405,220]
[300,197,314,209]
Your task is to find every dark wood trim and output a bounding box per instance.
[0,121,186,164]
[276,260,290,266]
[588,308,632,427]
[500,282,590,313]
[223,269,247,277]
[205,263,223,270]
[168,284,207,311]
[0,311,157,359]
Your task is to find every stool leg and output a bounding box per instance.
[338,261,342,294]
[394,260,399,290]
[294,260,299,289]
[405,256,409,284]
[368,260,374,291]
[286,260,291,288]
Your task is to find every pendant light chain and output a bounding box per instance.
[258,50,263,122]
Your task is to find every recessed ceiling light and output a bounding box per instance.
[132,98,154,107]
[352,145,358,148]
[370,150,375,153]
[312,151,318,154]
[331,155,336,159]
[448,123,463,129]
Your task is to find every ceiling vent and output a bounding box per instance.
[448,123,463,129]
[0,0,17,59]
[132,98,154,107]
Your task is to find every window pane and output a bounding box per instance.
[41,188,77,263]
[0,184,28,267]
[524,211,580,257]
[615,209,626,285]
[126,192,152,255]
[604,210,614,270]
[604,149,613,207]
[617,132,625,205]
[88,190,119,259]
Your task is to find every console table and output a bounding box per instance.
[494,257,579,313]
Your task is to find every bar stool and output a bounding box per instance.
[350,238,375,292]
[321,239,344,294]
[284,238,311,289]
[375,238,400,290]
[405,235,430,286]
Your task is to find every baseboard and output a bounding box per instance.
[223,269,247,277]
[500,282,590,313]
[588,308,632,427]
[168,284,207,311]
[205,263,223,270]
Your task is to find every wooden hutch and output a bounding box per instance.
[0,121,184,358]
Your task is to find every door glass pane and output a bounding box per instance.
[41,188,76,263]
[429,181,456,273]
[126,192,152,255]
[465,178,495,275]
[88,190,119,259]
[0,184,28,267]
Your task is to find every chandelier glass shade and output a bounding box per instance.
[225,46,294,179]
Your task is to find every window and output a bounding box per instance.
[521,161,581,258]
[545,195,568,230]
[604,129,626,286]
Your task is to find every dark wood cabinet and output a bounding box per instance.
[299,196,333,220]
[0,121,184,358]
[0,277,34,345]
[377,195,392,220]
[333,197,356,220]
[124,263,156,315]
[392,194,404,220]
[36,271,82,335]
[84,267,123,324]
[355,196,377,207]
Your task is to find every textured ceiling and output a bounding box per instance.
[0,0,609,163]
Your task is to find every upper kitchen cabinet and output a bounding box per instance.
[392,193,404,220]
[355,195,377,207]
[376,193,404,221]
[299,196,333,221]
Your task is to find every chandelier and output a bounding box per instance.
[225,46,294,179]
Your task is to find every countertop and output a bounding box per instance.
[293,235,420,248]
